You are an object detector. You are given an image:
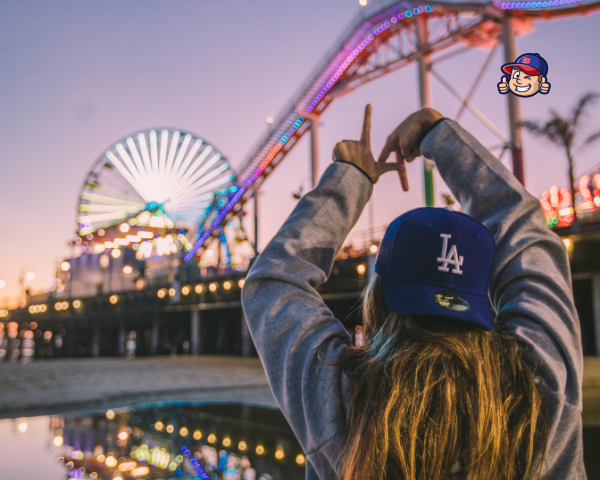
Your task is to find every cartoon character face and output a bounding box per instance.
[508,68,541,97]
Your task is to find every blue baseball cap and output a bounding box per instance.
[501,53,548,77]
[374,207,495,330]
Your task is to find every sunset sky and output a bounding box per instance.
[1,0,600,300]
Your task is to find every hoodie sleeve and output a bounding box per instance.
[421,119,586,478]
[241,161,372,472]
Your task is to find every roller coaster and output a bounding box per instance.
[184,0,600,261]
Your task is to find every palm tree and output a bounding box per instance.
[521,92,600,225]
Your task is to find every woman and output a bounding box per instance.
[241,106,584,479]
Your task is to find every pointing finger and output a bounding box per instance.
[396,151,409,192]
[361,104,372,149]
[377,135,395,163]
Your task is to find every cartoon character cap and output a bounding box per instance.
[375,207,495,330]
[501,53,548,77]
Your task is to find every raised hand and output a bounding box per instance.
[498,76,509,94]
[378,108,445,191]
[540,76,551,94]
[333,104,406,185]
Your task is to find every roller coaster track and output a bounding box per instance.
[185,0,600,261]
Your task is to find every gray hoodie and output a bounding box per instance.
[241,119,586,479]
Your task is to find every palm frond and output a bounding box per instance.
[576,130,600,154]
[519,120,543,134]
[571,92,599,129]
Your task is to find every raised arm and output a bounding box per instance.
[241,106,401,470]
[419,118,583,406]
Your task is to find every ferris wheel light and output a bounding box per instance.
[81,128,232,249]
[60,261,71,272]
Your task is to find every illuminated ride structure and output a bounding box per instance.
[3,0,600,360]
[61,129,255,298]
[184,0,600,261]
[49,404,306,480]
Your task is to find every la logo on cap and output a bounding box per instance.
[437,233,463,275]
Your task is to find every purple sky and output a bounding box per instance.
[1,0,599,300]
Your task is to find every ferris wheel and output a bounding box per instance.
[77,128,235,237]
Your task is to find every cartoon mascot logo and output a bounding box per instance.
[498,53,550,97]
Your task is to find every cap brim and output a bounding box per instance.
[382,277,494,330]
[502,64,542,76]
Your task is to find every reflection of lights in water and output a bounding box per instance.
[131,466,149,476]
[47,404,306,479]
[106,410,115,419]
[118,461,136,471]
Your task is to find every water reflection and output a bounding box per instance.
[50,403,305,480]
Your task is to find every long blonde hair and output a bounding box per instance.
[337,273,547,480]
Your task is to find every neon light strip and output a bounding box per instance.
[184,186,247,261]
[501,0,581,8]
[305,7,434,115]
[244,118,304,186]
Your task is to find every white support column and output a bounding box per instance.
[191,310,200,356]
[591,276,600,356]
[151,316,159,356]
[91,326,100,358]
[310,117,320,189]
[241,308,253,358]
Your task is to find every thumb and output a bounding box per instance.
[541,76,547,83]
[502,76,508,84]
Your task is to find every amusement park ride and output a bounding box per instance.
[3,0,600,351]
[56,0,600,299]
